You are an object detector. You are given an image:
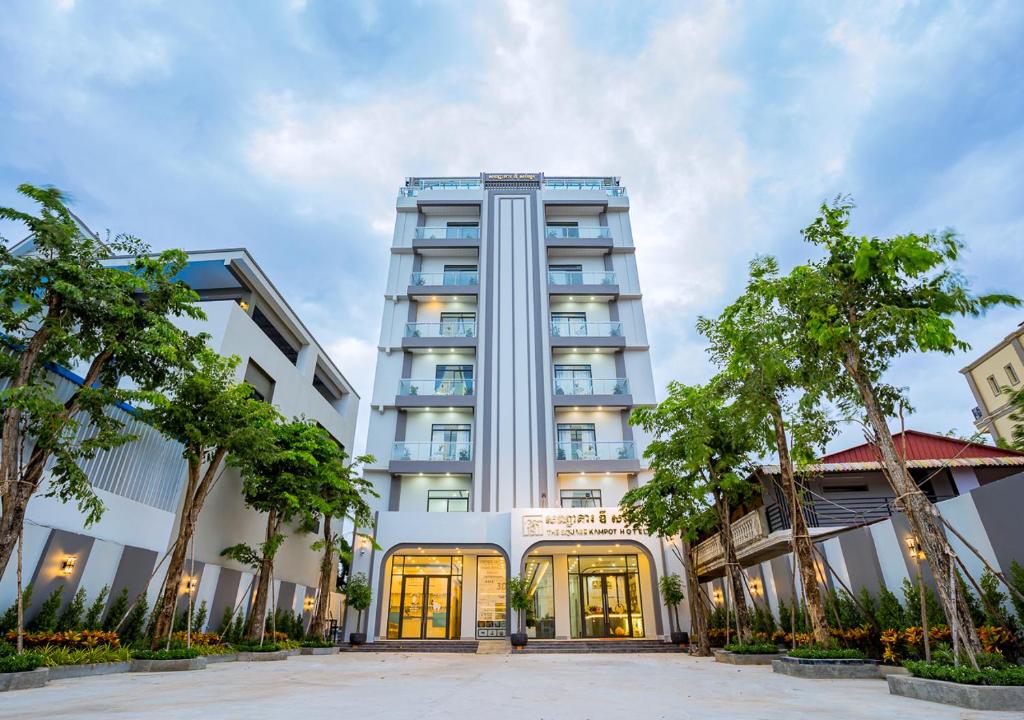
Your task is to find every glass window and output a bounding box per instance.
[387,555,462,640]
[434,365,473,395]
[554,364,593,395]
[557,423,597,460]
[427,489,470,512]
[551,312,587,337]
[431,424,471,461]
[987,375,1001,395]
[523,556,555,639]
[560,489,602,508]
[1006,364,1020,385]
[440,312,475,337]
[568,554,644,639]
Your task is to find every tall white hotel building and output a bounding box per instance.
[348,173,679,644]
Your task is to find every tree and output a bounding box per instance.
[308,451,377,640]
[698,256,836,646]
[0,184,206,576]
[229,419,340,640]
[659,574,686,635]
[628,379,759,644]
[145,349,279,647]
[56,587,86,631]
[345,572,371,640]
[780,197,1020,663]
[82,586,109,630]
[1004,386,1024,451]
[618,464,716,655]
[507,575,532,641]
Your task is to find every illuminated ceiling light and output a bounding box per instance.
[448,406,454,411]
[605,471,610,476]
[432,296,438,301]
[569,296,574,301]
[590,296,595,301]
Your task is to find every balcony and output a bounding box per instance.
[408,270,479,298]
[402,321,477,350]
[695,509,767,576]
[412,226,480,252]
[547,270,619,298]
[544,180,626,196]
[389,441,474,475]
[400,179,482,196]
[554,440,639,473]
[552,377,631,408]
[549,320,625,349]
[545,226,613,252]
[396,378,475,409]
[764,494,955,533]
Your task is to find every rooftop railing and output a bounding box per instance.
[553,378,629,396]
[413,226,480,240]
[410,270,479,287]
[764,494,956,532]
[550,320,622,338]
[544,226,612,240]
[555,440,636,461]
[404,321,477,338]
[392,441,473,462]
[544,180,626,196]
[401,179,482,196]
[548,270,617,286]
[398,378,474,396]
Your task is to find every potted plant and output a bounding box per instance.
[507,575,532,650]
[659,574,688,646]
[346,573,372,646]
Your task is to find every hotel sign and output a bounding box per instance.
[521,509,629,539]
[485,172,541,182]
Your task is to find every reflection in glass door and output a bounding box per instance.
[400,577,425,638]
[387,555,462,640]
[569,555,645,638]
[424,577,450,639]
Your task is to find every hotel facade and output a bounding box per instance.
[349,173,682,644]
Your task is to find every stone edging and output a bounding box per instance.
[236,650,290,662]
[713,649,783,666]
[772,656,880,680]
[299,647,338,656]
[48,661,131,681]
[888,674,1024,711]
[203,653,239,664]
[0,667,48,691]
[130,657,207,672]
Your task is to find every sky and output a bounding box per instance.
[0,0,1022,456]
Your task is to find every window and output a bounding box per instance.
[430,424,471,461]
[560,489,602,508]
[251,306,299,364]
[427,489,470,512]
[1006,364,1020,385]
[987,375,1002,396]
[547,221,580,238]
[439,312,475,337]
[554,364,593,395]
[549,264,583,272]
[557,423,597,460]
[243,359,275,403]
[435,365,473,395]
[551,311,587,337]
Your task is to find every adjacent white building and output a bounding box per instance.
[0,245,360,633]
[349,173,677,643]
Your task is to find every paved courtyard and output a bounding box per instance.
[1,653,1018,719]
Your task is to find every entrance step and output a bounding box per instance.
[338,640,479,653]
[517,639,682,654]
[476,640,511,655]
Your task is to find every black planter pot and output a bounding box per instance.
[670,631,689,646]
[349,632,367,646]
[510,633,528,648]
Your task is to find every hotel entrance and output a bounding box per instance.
[569,555,644,638]
[386,555,463,639]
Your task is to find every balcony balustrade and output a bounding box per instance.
[547,270,617,286]
[398,378,474,396]
[552,378,629,396]
[555,441,635,461]
[391,441,473,462]
[695,510,766,572]
[544,226,612,240]
[410,270,479,287]
[550,320,622,338]
[413,226,480,240]
[404,321,477,339]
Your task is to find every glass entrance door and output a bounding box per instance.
[581,574,633,637]
[569,555,645,639]
[399,576,450,639]
[424,577,450,639]
[387,555,462,640]
[400,576,425,638]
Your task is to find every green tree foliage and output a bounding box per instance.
[876,587,905,630]
[1010,561,1024,622]
[979,570,1009,626]
[0,184,206,576]
[56,587,87,631]
[778,197,1019,660]
[901,577,945,629]
[192,600,208,634]
[0,584,31,633]
[102,587,129,632]
[145,348,279,646]
[119,593,148,646]
[82,585,109,630]
[29,586,64,632]
[658,574,686,633]
[345,572,372,635]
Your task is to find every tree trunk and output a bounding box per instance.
[682,538,710,655]
[842,343,982,662]
[768,396,831,646]
[714,491,752,642]
[247,508,280,640]
[308,516,335,640]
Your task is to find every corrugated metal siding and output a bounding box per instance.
[821,430,1024,463]
[2,371,186,513]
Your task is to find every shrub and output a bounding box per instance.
[103,588,129,632]
[29,586,64,632]
[979,571,1009,626]
[904,660,1024,686]
[0,584,32,634]
[5,629,120,649]
[723,642,778,654]
[83,586,109,630]
[132,647,200,660]
[193,644,234,656]
[57,588,87,631]
[0,651,44,674]
[1009,561,1024,622]
[37,644,131,667]
[171,631,221,647]
[788,646,865,660]
[119,594,148,645]
[875,588,904,631]
[300,639,335,648]
[230,643,282,652]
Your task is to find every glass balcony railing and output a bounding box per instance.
[404,321,477,338]
[392,441,473,462]
[400,179,482,196]
[413,226,480,240]
[549,320,622,338]
[547,271,617,286]
[544,180,627,196]
[544,226,612,240]
[555,441,636,461]
[410,271,479,287]
[398,378,474,396]
[553,378,629,396]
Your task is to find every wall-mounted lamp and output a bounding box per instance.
[238,299,250,311]
[181,576,198,595]
[748,579,762,596]
[303,596,315,612]
[712,588,724,604]
[905,536,925,560]
[358,536,371,557]
[60,556,78,576]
